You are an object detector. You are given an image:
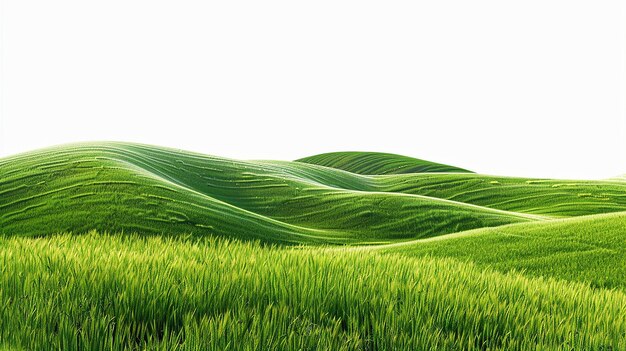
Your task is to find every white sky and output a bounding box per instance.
[1,1,625,179]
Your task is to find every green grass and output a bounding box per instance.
[5,143,626,244]
[372,173,626,217]
[2,142,626,350]
[0,142,538,244]
[296,151,473,175]
[1,233,625,351]
[382,211,626,290]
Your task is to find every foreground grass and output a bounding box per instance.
[1,233,625,350]
[384,211,626,290]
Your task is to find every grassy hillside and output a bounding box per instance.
[4,142,626,244]
[2,142,626,350]
[296,152,626,217]
[0,142,535,243]
[372,173,626,217]
[1,233,625,351]
[296,151,472,175]
[383,211,626,289]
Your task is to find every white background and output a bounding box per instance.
[1,1,624,179]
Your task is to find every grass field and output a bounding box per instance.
[2,233,625,351]
[381,211,626,290]
[1,142,625,350]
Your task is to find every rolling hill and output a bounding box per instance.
[298,152,626,217]
[296,151,472,175]
[3,142,626,244]
[371,173,626,217]
[0,142,538,244]
[2,142,626,350]
[382,211,626,289]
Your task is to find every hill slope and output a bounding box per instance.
[383,211,626,289]
[371,173,626,217]
[296,151,472,175]
[2,143,626,350]
[296,153,626,217]
[0,143,532,244]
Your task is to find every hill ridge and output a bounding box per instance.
[2,142,626,244]
[296,150,472,175]
[0,142,530,243]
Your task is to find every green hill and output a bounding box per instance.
[296,153,626,217]
[383,211,626,289]
[3,142,626,243]
[296,151,472,175]
[2,142,626,350]
[0,142,532,244]
[371,173,626,217]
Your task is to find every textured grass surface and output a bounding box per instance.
[296,151,473,175]
[297,153,626,216]
[383,211,626,289]
[0,143,536,244]
[1,233,625,351]
[4,143,626,244]
[373,173,626,217]
[2,142,626,350]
